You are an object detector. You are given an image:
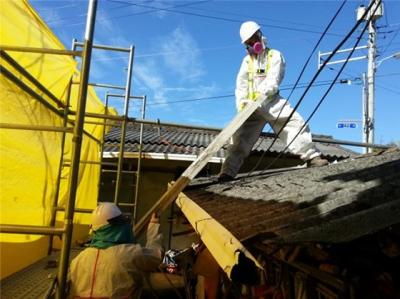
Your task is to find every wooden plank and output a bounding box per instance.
[134,95,269,235]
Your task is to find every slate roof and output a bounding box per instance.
[103,123,355,159]
[182,148,400,244]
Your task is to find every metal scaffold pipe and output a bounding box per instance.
[114,46,135,204]
[133,95,146,224]
[0,45,81,56]
[0,225,65,235]
[56,0,97,297]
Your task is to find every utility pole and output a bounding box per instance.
[357,1,383,152]
[365,0,382,152]
[318,0,383,153]
[362,72,368,147]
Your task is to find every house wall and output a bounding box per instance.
[98,154,302,249]
[100,165,175,247]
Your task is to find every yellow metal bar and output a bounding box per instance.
[1,45,81,56]
[175,191,262,279]
[0,224,65,235]
[0,123,72,133]
[54,207,93,214]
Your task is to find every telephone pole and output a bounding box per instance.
[364,0,382,152]
[318,0,383,153]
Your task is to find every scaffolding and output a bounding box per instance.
[0,1,393,298]
[101,93,147,224]
[0,0,145,297]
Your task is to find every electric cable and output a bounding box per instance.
[376,83,400,95]
[155,1,341,34]
[105,0,210,18]
[377,72,400,78]
[245,0,347,175]
[146,79,345,106]
[384,5,390,25]
[246,0,382,178]
[258,0,347,136]
[105,0,349,37]
[243,0,381,178]
[379,27,400,58]
[45,0,209,28]
[325,56,400,95]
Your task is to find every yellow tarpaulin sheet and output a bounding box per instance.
[0,0,112,244]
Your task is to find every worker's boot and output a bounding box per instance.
[217,173,234,183]
[307,156,329,167]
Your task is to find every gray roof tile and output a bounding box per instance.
[183,148,400,244]
[104,123,355,159]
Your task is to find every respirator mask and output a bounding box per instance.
[245,31,265,55]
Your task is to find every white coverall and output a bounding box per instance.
[68,223,162,299]
[220,47,321,177]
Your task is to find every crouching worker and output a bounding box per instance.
[68,202,163,299]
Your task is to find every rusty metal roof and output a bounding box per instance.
[182,148,400,244]
[104,123,355,159]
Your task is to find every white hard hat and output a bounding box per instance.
[91,202,122,231]
[239,21,261,44]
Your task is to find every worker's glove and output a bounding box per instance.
[238,94,268,112]
[149,212,160,224]
[238,99,252,111]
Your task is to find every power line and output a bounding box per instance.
[376,72,400,78]
[247,0,381,176]
[105,0,349,37]
[265,0,348,139]
[246,0,347,175]
[159,2,339,33]
[105,0,210,18]
[378,42,400,49]
[44,0,209,27]
[379,27,400,58]
[32,3,80,11]
[326,55,400,93]
[376,83,400,95]
[146,79,349,106]
[385,22,400,27]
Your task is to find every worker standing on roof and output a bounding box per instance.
[219,21,328,182]
[68,202,163,298]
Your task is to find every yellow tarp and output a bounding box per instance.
[0,0,112,244]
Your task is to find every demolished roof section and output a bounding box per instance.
[182,148,400,244]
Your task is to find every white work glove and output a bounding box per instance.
[238,94,268,112]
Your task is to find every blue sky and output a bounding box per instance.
[30,0,400,148]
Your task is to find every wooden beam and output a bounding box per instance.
[134,95,270,235]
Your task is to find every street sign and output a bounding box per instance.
[337,122,357,129]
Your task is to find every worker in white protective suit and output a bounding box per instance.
[68,202,163,299]
[219,21,328,182]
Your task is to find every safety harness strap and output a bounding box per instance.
[247,48,273,101]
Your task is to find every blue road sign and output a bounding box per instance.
[337,122,358,128]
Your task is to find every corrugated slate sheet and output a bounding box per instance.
[182,148,400,244]
[104,123,354,159]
